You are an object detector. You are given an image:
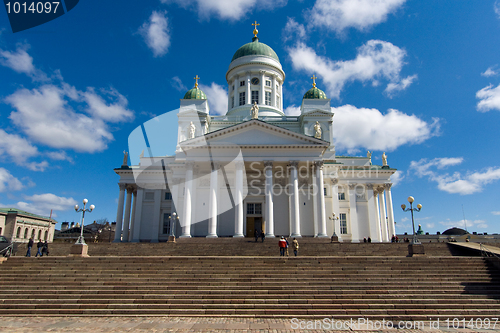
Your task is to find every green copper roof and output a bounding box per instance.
[183,87,207,100]
[303,86,327,99]
[231,37,280,62]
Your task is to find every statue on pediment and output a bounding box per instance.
[314,121,322,139]
[188,122,196,139]
[251,102,259,119]
[382,152,388,166]
[122,151,128,166]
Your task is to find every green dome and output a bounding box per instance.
[231,37,280,63]
[303,86,327,99]
[183,87,207,100]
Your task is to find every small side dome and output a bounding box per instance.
[231,37,280,63]
[303,74,327,99]
[183,87,206,100]
[303,86,327,99]
[183,75,207,99]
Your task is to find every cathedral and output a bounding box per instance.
[114,25,397,243]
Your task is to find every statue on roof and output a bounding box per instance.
[251,102,259,119]
[382,152,388,166]
[188,122,196,139]
[314,121,322,139]
[122,151,128,166]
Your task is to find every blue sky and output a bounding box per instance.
[1,0,500,235]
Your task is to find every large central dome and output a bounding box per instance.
[231,37,279,63]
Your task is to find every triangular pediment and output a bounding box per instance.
[189,120,327,147]
[301,109,334,117]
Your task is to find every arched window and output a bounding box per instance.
[16,227,21,238]
[24,228,28,239]
[44,231,48,241]
[38,230,42,240]
[31,229,35,239]
[0,227,2,235]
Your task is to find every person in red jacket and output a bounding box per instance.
[279,236,286,256]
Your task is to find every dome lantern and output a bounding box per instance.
[303,74,327,100]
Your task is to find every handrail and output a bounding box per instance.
[479,243,500,259]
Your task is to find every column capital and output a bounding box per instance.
[263,160,273,168]
[212,162,220,170]
[119,183,127,191]
[366,183,375,190]
[331,178,339,186]
[314,160,324,169]
[126,185,136,193]
[289,160,299,168]
[235,160,244,169]
[185,161,195,169]
[348,182,357,189]
[384,183,393,190]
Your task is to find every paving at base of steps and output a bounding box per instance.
[1,317,500,333]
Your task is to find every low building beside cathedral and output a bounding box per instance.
[114,28,397,243]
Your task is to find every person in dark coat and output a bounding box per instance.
[25,237,34,257]
[42,241,49,256]
[35,240,43,257]
[260,230,265,243]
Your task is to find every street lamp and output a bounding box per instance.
[401,196,422,245]
[74,198,95,245]
[168,212,179,242]
[329,213,339,242]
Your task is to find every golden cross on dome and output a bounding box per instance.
[252,21,260,37]
[311,74,317,88]
[194,75,200,88]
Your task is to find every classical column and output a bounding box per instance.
[260,71,265,105]
[207,163,219,238]
[348,183,360,242]
[279,82,283,110]
[374,187,383,242]
[316,161,328,237]
[272,75,277,107]
[114,183,126,242]
[311,165,318,237]
[122,186,133,242]
[378,186,388,242]
[233,76,238,109]
[290,161,301,237]
[128,189,137,242]
[180,162,194,238]
[366,184,381,242]
[234,161,245,237]
[151,189,161,242]
[385,183,395,238]
[171,178,180,237]
[131,188,143,242]
[264,161,275,237]
[246,72,251,105]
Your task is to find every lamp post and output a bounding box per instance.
[329,213,339,242]
[168,212,178,242]
[401,196,422,245]
[74,199,95,245]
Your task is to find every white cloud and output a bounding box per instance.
[288,40,414,99]
[332,105,439,152]
[439,219,488,230]
[83,87,133,122]
[307,0,406,34]
[15,193,77,217]
[390,170,404,187]
[476,84,500,112]
[410,157,500,195]
[0,44,47,81]
[162,0,287,21]
[46,151,73,163]
[385,74,417,97]
[199,83,227,115]
[0,168,24,192]
[282,17,307,43]
[481,65,499,77]
[171,76,187,92]
[139,11,171,57]
[25,161,49,172]
[495,0,500,19]
[5,84,133,153]
[492,211,500,215]
[284,105,301,116]
[0,129,39,165]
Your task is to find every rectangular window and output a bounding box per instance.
[266,80,271,87]
[276,96,280,108]
[231,98,234,108]
[251,91,259,104]
[324,188,327,196]
[163,213,171,235]
[232,86,235,91]
[338,192,345,201]
[265,91,271,106]
[239,92,245,106]
[340,213,347,234]
[145,192,155,201]
[254,203,262,215]
[247,203,254,215]
[240,81,245,86]
[247,203,262,215]
[164,192,172,200]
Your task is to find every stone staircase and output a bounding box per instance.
[1,255,499,320]
[46,237,457,257]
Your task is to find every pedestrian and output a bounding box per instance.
[363,237,367,243]
[35,239,43,257]
[367,237,371,243]
[42,241,49,256]
[292,238,299,256]
[285,237,289,256]
[254,229,259,242]
[279,236,286,256]
[260,230,265,243]
[25,237,34,257]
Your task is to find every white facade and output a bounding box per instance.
[114,34,397,243]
